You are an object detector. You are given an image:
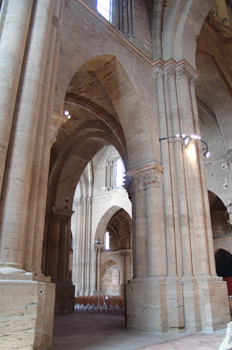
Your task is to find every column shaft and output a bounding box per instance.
[134,186,147,277]
[91,245,97,293]
[190,80,216,276]
[0,0,33,196]
[125,174,147,278]
[145,169,164,277]
[177,66,210,276]
[155,65,177,277]
[167,66,193,276]
[97,248,101,291]
[58,220,68,282]
[47,215,60,281]
[24,0,62,273]
[0,0,54,269]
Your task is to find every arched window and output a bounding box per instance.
[96,0,133,36]
[97,0,112,22]
[105,156,125,191]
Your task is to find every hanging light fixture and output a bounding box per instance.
[159,134,211,158]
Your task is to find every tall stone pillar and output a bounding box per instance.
[96,245,104,292]
[47,208,61,281]
[152,59,230,332]
[0,0,55,276]
[125,163,182,333]
[124,170,147,278]
[91,244,97,294]
[0,0,33,197]
[45,207,75,314]
[144,166,164,278]
[24,0,64,276]
[0,1,57,349]
[71,198,82,296]
[120,249,132,296]
[154,63,179,278]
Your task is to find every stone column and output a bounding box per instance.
[0,0,55,276]
[96,245,104,291]
[144,166,164,278]
[166,62,193,277]
[154,63,178,278]
[45,207,73,282]
[58,217,69,282]
[190,76,217,277]
[125,163,164,280]
[47,208,61,281]
[176,63,210,277]
[24,0,64,276]
[124,171,147,278]
[46,207,74,314]
[120,250,128,285]
[72,198,83,295]
[91,244,97,294]
[0,0,33,197]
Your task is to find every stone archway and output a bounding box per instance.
[43,55,144,313]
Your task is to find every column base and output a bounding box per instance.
[0,265,33,280]
[0,279,55,350]
[126,278,230,333]
[126,279,184,332]
[183,279,230,332]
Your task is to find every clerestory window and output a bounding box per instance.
[105,231,110,250]
[105,156,124,191]
[114,158,124,188]
[97,0,112,22]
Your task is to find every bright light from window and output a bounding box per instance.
[97,0,111,21]
[115,158,124,188]
[105,232,110,250]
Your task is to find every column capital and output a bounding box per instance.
[51,206,74,223]
[176,62,199,82]
[153,59,199,82]
[153,66,165,79]
[124,162,163,195]
[95,244,104,251]
[165,62,176,80]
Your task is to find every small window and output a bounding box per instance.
[105,231,110,250]
[97,0,112,22]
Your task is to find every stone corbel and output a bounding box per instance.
[49,112,68,147]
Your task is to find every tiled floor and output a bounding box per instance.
[52,311,226,350]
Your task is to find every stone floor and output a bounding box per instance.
[52,311,226,350]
